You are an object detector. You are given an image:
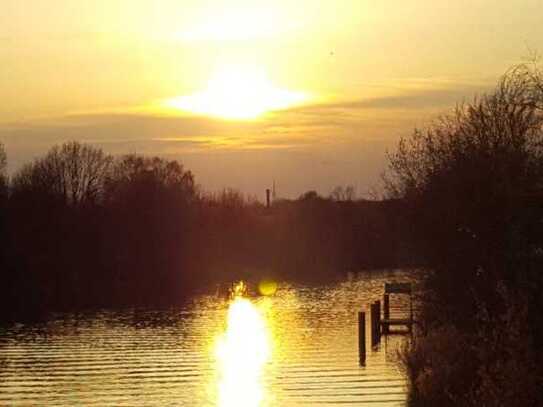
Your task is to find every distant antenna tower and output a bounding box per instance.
[272,180,277,201]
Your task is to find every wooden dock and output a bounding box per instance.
[381,282,413,333]
[358,282,414,365]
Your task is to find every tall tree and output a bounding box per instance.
[387,63,543,407]
[12,141,113,206]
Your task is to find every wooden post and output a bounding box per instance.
[370,302,381,347]
[358,312,366,365]
[370,303,375,347]
[377,300,381,343]
[409,290,414,334]
[383,294,390,334]
[371,303,379,346]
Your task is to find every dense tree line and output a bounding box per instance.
[0,141,408,321]
[2,143,197,318]
[386,63,543,406]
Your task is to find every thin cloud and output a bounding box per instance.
[0,78,492,180]
[282,82,492,115]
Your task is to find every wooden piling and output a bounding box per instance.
[409,289,414,334]
[375,300,381,344]
[370,302,381,347]
[358,312,366,365]
[383,294,390,334]
[370,303,375,347]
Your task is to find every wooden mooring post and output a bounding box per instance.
[358,312,366,365]
[370,301,381,347]
[375,300,381,344]
[383,294,390,334]
[359,284,415,360]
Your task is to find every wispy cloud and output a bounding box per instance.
[0,77,494,196]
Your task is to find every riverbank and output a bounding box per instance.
[387,64,543,406]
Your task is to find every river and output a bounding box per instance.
[0,270,413,406]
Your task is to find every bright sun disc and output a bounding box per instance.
[164,65,306,120]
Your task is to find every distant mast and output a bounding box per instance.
[266,189,271,208]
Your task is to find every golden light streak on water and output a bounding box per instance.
[215,298,271,407]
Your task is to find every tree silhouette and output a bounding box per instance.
[12,141,113,206]
[387,63,543,282]
[330,185,356,201]
[387,63,543,406]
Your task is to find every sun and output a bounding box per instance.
[164,65,307,120]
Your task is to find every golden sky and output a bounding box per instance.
[1,0,542,197]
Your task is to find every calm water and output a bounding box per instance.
[0,270,413,406]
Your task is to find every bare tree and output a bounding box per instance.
[105,154,195,202]
[12,141,113,205]
[0,142,7,199]
[383,61,543,324]
[385,63,543,200]
[0,142,6,175]
[386,62,543,407]
[330,185,356,201]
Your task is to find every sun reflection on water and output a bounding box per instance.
[215,298,271,407]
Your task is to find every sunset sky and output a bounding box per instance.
[2,0,542,198]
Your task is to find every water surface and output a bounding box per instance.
[0,270,412,406]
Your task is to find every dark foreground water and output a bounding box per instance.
[0,270,413,406]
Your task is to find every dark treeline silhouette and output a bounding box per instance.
[0,141,410,321]
[386,62,543,406]
[3,144,197,316]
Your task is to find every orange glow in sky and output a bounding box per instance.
[1,0,542,196]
